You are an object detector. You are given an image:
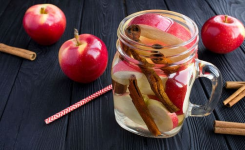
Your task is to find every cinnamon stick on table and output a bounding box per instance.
[226,81,245,89]
[223,85,245,107]
[128,75,161,136]
[214,120,245,136]
[0,43,36,61]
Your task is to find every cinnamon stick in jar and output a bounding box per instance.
[124,25,179,113]
[128,75,161,136]
[0,43,36,61]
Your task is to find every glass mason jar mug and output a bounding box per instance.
[111,10,222,138]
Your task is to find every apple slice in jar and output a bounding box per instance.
[147,99,178,132]
[113,93,145,125]
[112,60,144,85]
[136,25,191,63]
[137,72,168,95]
[177,114,185,126]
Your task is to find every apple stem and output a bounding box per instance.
[224,15,228,23]
[74,28,81,46]
[40,7,47,14]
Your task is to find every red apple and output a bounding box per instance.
[58,30,108,83]
[201,15,245,54]
[23,4,66,45]
[165,67,189,115]
[129,13,191,41]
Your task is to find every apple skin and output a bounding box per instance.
[168,113,178,129]
[112,60,143,85]
[201,15,245,54]
[112,60,141,74]
[129,13,191,41]
[23,4,66,45]
[165,67,189,115]
[59,34,108,83]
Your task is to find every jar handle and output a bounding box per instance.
[188,59,222,117]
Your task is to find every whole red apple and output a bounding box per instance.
[201,15,245,54]
[59,30,108,83]
[129,13,191,41]
[23,4,66,45]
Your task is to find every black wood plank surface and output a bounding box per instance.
[0,0,83,149]
[0,0,32,120]
[202,0,245,149]
[65,0,125,149]
[0,0,245,150]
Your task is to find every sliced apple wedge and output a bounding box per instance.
[113,93,145,125]
[137,73,167,95]
[177,114,185,126]
[147,99,178,132]
[140,24,184,46]
[135,25,191,63]
[112,60,143,85]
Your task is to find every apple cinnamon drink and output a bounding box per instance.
[111,10,222,138]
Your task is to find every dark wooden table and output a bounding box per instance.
[1,0,245,149]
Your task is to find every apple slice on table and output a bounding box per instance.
[147,99,178,132]
[113,93,145,125]
[112,60,143,85]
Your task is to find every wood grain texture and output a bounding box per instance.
[64,0,125,150]
[0,0,245,150]
[0,0,33,121]
[0,0,83,149]
[202,0,245,150]
[164,1,245,150]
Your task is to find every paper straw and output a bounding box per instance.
[45,84,112,124]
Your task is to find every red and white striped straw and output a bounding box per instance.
[45,84,112,124]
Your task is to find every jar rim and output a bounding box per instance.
[117,10,199,50]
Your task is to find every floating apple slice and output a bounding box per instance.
[140,24,184,46]
[137,73,167,95]
[113,93,145,125]
[112,60,143,85]
[177,114,185,126]
[128,13,191,42]
[136,25,191,63]
[147,99,178,132]
[111,51,121,67]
